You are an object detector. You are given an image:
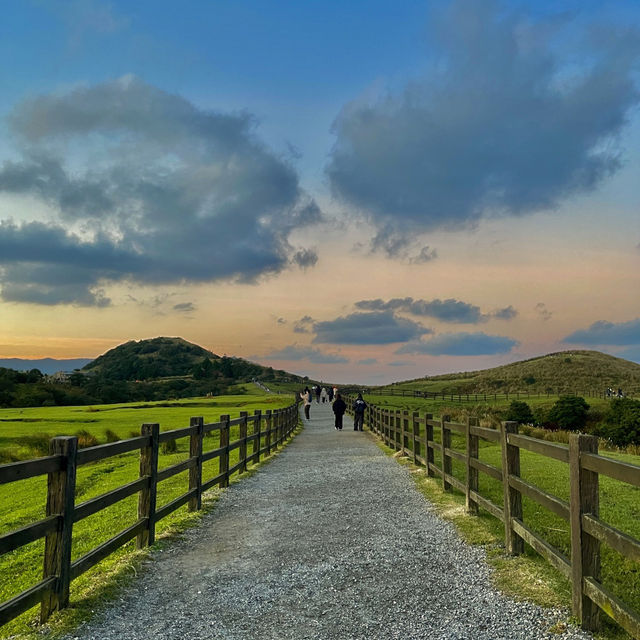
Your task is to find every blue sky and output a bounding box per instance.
[0,0,639,384]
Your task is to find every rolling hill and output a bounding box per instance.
[381,350,640,396]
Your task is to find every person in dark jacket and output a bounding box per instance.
[332,393,346,430]
[353,393,367,431]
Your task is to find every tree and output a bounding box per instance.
[505,400,534,424]
[597,398,640,447]
[547,396,590,431]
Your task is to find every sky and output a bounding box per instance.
[0,0,639,385]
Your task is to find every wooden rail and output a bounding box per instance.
[346,397,640,639]
[353,387,633,402]
[0,401,300,628]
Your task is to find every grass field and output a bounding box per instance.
[0,387,296,639]
[366,393,640,639]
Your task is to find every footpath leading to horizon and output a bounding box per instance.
[62,402,593,640]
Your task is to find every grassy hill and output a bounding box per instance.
[380,350,640,396]
[83,337,218,380]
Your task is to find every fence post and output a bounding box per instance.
[188,417,204,511]
[138,423,159,548]
[442,415,452,492]
[395,410,401,451]
[265,410,272,455]
[254,410,262,463]
[425,413,434,477]
[274,410,280,448]
[401,411,408,455]
[412,412,420,465]
[569,433,600,631]
[500,421,523,555]
[239,411,248,473]
[466,417,479,515]
[219,415,230,488]
[41,436,77,622]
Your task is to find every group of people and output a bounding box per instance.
[299,386,367,432]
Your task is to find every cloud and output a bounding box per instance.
[535,302,553,321]
[388,360,413,367]
[357,358,378,365]
[326,0,640,241]
[313,311,431,345]
[397,332,518,355]
[563,319,640,346]
[0,77,320,305]
[173,302,196,314]
[263,345,349,364]
[293,315,314,334]
[355,297,516,324]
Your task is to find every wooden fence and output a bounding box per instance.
[346,397,640,639]
[0,401,300,628]
[357,388,631,403]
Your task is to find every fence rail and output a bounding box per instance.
[0,401,300,629]
[346,397,640,639]
[349,388,632,403]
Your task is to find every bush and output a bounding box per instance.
[161,439,177,454]
[547,396,590,431]
[75,429,99,448]
[505,400,534,424]
[595,398,640,447]
[104,429,120,443]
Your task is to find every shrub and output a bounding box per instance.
[595,398,640,447]
[505,400,534,424]
[104,429,120,443]
[75,429,99,448]
[161,439,177,454]
[547,396,590,431]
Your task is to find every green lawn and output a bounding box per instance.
[0,389,296,638]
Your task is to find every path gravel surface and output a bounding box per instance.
[64,401,594,640]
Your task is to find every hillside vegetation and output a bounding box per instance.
[0,337,304,408]
[381,351,640,396]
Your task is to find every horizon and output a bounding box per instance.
[1,0,639,385]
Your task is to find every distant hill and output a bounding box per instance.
[83,337,218,380]
[0,358,93,375]
[383,351,640,395]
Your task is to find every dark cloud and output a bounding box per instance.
[0,77,320,305]
[173,302,196,314]
[355,297,516,324]
[327,0,640,242]
[292,248,318,269]
[263,345,349,364]
[535,302,553,321]
[293,315,314,334]
[397,332,518,356]
[313,311,431,345]
[563,319,640,346]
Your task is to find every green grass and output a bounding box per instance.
[367,396,639,640]
[0,390,296,639]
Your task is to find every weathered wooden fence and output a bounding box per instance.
[346,398,640,639]
[0,401,299,628]
[358,388,631,402]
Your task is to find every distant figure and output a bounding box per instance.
[320,387,328,403]
[328,386,334,402]
[315,385,321,403]
[332,385,338,402]
[300,387,312,420]
[332,393,346,430]
[353,393,367,431]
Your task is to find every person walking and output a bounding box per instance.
[315,385,321,404]
[332,393,346,430]
[327,386,334,402]
[353,393,367,431]
[320,387,328,403]
[300,387,312,420]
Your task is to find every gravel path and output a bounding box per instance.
[64,402,593,640]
